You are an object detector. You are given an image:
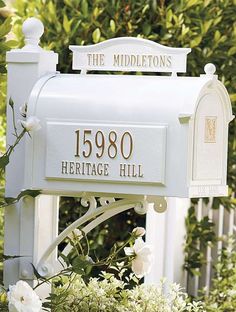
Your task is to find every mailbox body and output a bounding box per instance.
[24,73,232,198]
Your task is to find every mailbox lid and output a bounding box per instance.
[29,73,213,124]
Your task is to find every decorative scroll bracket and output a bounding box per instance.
[36,195,167,278]
[69,37,191,75]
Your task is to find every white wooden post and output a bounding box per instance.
[145,198,189,289]
[4,18,58,292]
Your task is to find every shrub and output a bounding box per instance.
[202,237,236,312]
[46,273,205,312]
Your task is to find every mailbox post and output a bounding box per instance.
[4,17,234,300]
[4,18,59,297]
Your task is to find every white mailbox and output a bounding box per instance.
[21,38,233,199]
[3,17,234,293]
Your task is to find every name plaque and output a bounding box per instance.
[45,121,167,184]
[69,37,191,74]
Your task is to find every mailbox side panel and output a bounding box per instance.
[189,81,231,197]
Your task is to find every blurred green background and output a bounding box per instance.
[0,0,235,284]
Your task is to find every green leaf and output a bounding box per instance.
[166,9,173,23]
[185,0,198,8]
[71,255,92,275]
[214,30,221,42]
[0,17,12,38]
[48,1,55,15]
[0,155,9,169]
[190,36,202,48]
[92,28,101,43]
[0,0,5,8]
[110,19,116,33]
[81,0,88,17]
[202,20,212,34]
[9,97,14,108]
[16,189,41,201]
[5,40,18,48]
[142,4,149,14]
[58,251,70,267]
[63,15,71,33]
[142,23,151,36]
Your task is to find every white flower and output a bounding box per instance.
[7,280,42,312]
[124,238,153,278]
[20,116,41,132]
[132,227,146,237]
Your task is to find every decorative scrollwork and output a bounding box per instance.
[98,197,115,206]
[36,194,168,277]
[153,197,167,213]
[134,196,149,215]
[80,196,97,212]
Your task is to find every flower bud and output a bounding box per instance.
[132,227,146,237]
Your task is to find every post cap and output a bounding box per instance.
[22,17,44,51]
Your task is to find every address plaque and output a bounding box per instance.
[45,121,167,184]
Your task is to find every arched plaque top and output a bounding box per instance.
[69,37,191,74]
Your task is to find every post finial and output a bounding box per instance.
[22,17,44,51]
[204,63,216,75]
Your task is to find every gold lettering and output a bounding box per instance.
[69,161,75,174]
[138,164,144,178]
[82,162,85,175]
[127,164,131,177]
[104,163,109,176]
[61,161,68,174]
[86,162,91,175]
[136,55,141,67]
[92,54,99,66]
[166,55,172,67]
[113,54,120,66]
[75,162,81,174]
[130,55,136,67]
[125,55,130,66]
[205,117,217,143]
[132,164,137,177]
[87,54,92,66]
[120,54,124,66]
[87,54,105,66]
[147,55,152,67]
[120,163,126,177]
[153,56,159,67]
[91,163,97,175]
[100,54,105,66]
[97,163,103,175]
[142,55,147,67]
[160,55,166,67]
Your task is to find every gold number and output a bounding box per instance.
[82,130,92,158]
[75,129,80,157]
[121,131,133,159]
[95,130,105,158]
[108,131,118,159]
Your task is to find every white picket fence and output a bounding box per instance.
[145,197,236,296]
[187,198,236,296]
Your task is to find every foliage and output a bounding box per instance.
[0,0,17,167]
[44,273,205,312]
[201,237,236,312]
[11,0,236,274]
[184,204,216,277]
[0,0,18,285]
